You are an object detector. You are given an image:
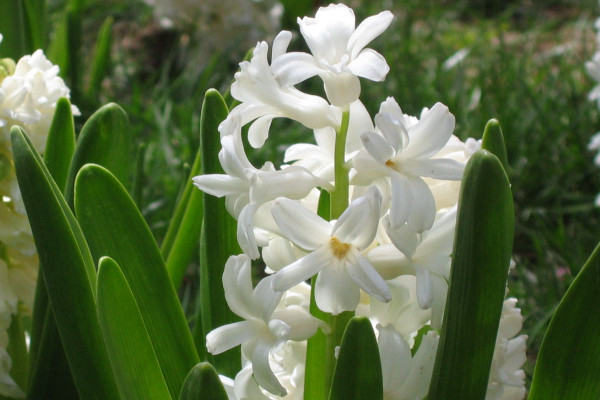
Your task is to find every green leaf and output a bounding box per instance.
[192,89,242,376]
[47,8,82,101]
[23,0,46,50]
[481,118,509,172]
[26,100,80,399]
[0,0,29,58]
[179,363,229,400]
[44,97,76,192]
[65,102,133,207]
[328,317,383,400]
[85,17,113,104]
[97,256,172,400]
[528,241,600,399]
[428,150,514,400]
[162,92,223,289]
[10,127,120,400]
[75,163,199,398]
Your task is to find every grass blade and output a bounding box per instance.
[97,256,172,400]
[75,163,199,398]
[10,127,120,400]
[85,17,113,105]
[428,150,514,400]
[528,242,600,399]
[178,363,228,400]
[328,317,383,400]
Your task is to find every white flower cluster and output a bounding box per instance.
[586,6,600,206]
[0,34,79,398]
[193,4,526,399]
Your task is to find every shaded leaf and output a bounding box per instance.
[179,363,228,400]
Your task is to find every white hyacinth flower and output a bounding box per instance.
[226,31,339,148]
[270,186,391,315]
[378,324,439,400]
[368,207,457,329]
[354,98,464,232]
[272,3,393,106]
[193,122,327,259]
[206,255,325,396]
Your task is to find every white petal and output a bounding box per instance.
[383,216,418,258]
[272,52,321,87]
[346,49,390,81]
[272,30,292,61]
[361,130,395,162]
[377,324,411,393]
[402,102,455,159]
[299,4,355,63]
[347,11,394,59]
[389,172,413,229]
[332,186,382,249]
[416,267,433,309]
[401,158,465,180]
[251,166,325,204]
[322,72,361,106]
[407,177,436,232]
[398,332,439,399]
[249,340,287,396]
[219,133,252,178]
[248,114,275,148]
[314,265,360,314]
[237,203,261,260]
[222,254,255,319]
[206,321,262,355]
[271,197,331,250]
[346,253,391,302]
[271,247,330,292]
[252,276,284,322]
[273,305,325,340]
[367,244,414,280]
[375,112,408,153]
[192,174,245,198]
[430,274,448,329]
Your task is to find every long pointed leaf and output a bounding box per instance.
[528,242,600,399]
[328,317,383,400]
[192,89,242,376]
[85,17,113,104]
[179,363,228,400]
[97,256,171,400]
[428,150,514,399]
[65,102,133,207]
[75,163,199,398]
[10,127,119,400]
[481,118,509,172]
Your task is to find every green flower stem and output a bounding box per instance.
[330,109,351,218]
[304,109,353,400]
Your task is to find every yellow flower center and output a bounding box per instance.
[330,237,351,259]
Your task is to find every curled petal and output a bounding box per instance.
[377,324,411,393]
[401,158,465,180]
[192,174,245,198]
[346,49,390,82]
[272,30,293,61]
[346,253,391,303]
[222,254,255,319]
[347,10,394,59]
[332,186,381,249]
[271,197,331,250]
[247,340,287,396]
[383,216,418,258]
[206,321,263,355]
[389,172,413,229]
[401,102,455,160]
[416,267,433,309]
[237,203,261,260]
[248,115,275,148]
[271,247,330,292]
[361,130,395,163]
[272,52,321,87]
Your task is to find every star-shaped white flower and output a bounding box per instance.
[353,97,464,232]
[193,120,327,259]
[206,255,324,396]
[272,3,393,106]
[270,186,391,315]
